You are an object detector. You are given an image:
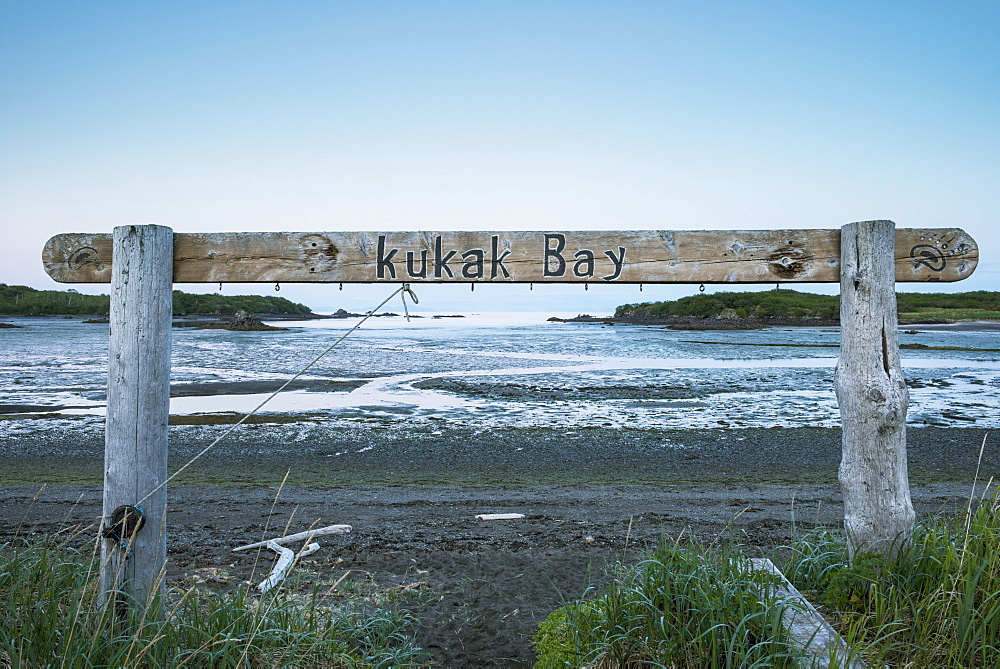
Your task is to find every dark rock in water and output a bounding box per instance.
[548,315,616,324]
[0,322,22,328]
[432,314,465,319]
[197,310,288,331]
[331,308,407,319]
[83,318,109,324]
[224,310,287,331]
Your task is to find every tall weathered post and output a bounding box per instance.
[100,224,173,608]
[835,220,915,558]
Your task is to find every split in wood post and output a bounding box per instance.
[835,220,915,559]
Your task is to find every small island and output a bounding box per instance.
[551,289,1000,329]
[0,283,315,318]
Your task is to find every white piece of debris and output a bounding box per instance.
[746,558,867,668]
[475,513,525,520]
[232,524,352,552]
[257,540,320,594]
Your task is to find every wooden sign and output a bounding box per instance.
[43,226,978,284]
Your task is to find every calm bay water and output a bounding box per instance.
[2,313,999,438]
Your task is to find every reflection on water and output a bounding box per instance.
[2,312,998,431]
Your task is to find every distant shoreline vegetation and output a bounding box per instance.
[0,284,312,316]
[615,289,1000,323]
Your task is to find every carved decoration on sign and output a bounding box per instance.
[68,246,99,271]
[909,244,946,272]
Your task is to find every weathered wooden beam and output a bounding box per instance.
[100,224,172,611]
[836,220,915,559]
[42,227,977,284]
[746,558,867,668]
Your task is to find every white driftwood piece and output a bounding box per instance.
[747,558,866,668]
[100,224,173,609]
[232,524,352,552]
[835,220,915,558]
[257,541,320,594]
[475,513,525,520]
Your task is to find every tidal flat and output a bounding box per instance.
[3,313,998,665]
[1,424,995,486]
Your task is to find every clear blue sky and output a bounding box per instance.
[2,1,997,314]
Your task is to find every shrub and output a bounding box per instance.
[534,538,803,668]
[784,491,1000,666]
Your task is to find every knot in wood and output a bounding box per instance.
[300,234,339,270]
[767,245,808,279]
[866,385,886,403]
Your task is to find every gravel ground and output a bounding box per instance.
[2,425,996,666]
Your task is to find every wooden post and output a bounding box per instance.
[100,224,173,609]
[835,220,914,558]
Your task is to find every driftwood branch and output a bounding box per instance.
[232,524,352,552]
[257,540,320,594]
[746,558,866,668]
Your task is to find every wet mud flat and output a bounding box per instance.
[2,426,996,666]
[2,425,995,486]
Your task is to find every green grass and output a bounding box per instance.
[784,490,1000,667]
[0,283,312,316]
[533,537,805,668]
[898,307,1000,321]
[538,491,1000,667]
[615,289,1000,322]
[0,538,423,667]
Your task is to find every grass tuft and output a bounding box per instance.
[784,489,1000,666]
[534,536,804,668]
[0,538,423,668]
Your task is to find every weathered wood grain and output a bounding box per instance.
[835,220,915,559]
[231,524,353,552]
[257,541,321,594]
[746,558,866,668]
[99,225,173,610]
[42,226,978,284]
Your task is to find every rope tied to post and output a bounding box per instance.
[400,283,419,321]
[131,284,420,509]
